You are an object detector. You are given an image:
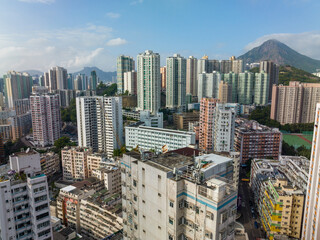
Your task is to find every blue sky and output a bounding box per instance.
[0,0,319,74]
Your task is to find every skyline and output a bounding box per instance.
[1,0,320,74]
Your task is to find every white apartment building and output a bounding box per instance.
[121,152,238,240]
[198,71,222,101]
[213,103,236,152]
[140,110,163,128]
[30,93,61,147]
[302,103,320,239]
[125,123,195,152]
[0,150,52,240]
[124,70,137,95]
[166,54,187,110]
[137,50,161,114]
[76,96,123,158]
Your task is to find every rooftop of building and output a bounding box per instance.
[147,152,194,172]
[235,119,280,133]
[61,146,92,152]
[10,148,38,157]
[167,147,201,157]
[126,124,195,135]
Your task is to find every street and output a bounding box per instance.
[238,168,266,240]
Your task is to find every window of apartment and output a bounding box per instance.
[158,175,161,179]
[158,209,161,213]
[169,200,174,208]
[134,209,137,216]
[133,195,137,202]
[158,193,161,197]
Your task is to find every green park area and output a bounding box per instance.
[282,133,313,150]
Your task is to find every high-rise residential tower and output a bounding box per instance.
[199,98,219,151]
[260,60,279,101]
[302,103,320,239]
[166,54,186,110]
[124,70,137,95]
[270,81,320,124]
[238,71,254,105]
[46,66,68,91]
[254,71,269,105]
[3,71,33,109]
[160,66,167,90]
[223,72,238,103]
[117,55,135,94]
[30,93,61,147]
[76,96,123,158]
[186,56,197,96]
[198,72,221,100]
[90,70,97,91]
[231,59,244,73]
[137,50,161,114]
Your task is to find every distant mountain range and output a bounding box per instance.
[22,70,43,76]
[72,67,116,82]
[238,39,320,73]
[23,67,116,82]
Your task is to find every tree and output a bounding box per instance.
[61,98,77,124]
[54,136,76,153]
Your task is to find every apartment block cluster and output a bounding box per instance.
[117,52,278,113]
[250,155,309,239]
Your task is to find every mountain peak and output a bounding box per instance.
[238,39,320,72]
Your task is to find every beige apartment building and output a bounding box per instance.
[218,81,232,103]
[61,147,107,182]
[173,112,199,130]
[270,81,320,124]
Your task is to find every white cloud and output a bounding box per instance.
[0,24,122,73]
[19,0,55,4]
[244,31,320,60]
[106,38,127,46]
[130,0,143,5]
[106,12,121,19]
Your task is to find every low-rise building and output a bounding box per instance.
[56,181,122,239]
[61,147,108,182]
[173,112,199,130]
[125,123,196,152]
[40,152,60,179]
[234,119,282,163]
[92,164,121,195]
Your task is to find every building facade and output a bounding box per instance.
[270,81,320,124]
[76,96,123,158]
[302,103,320,239]
[124,70,137,95]
[3,71,33,109]
[260,60,279,102]
[137,50,161,114]
[213,104,236,152]
[199,98,219,151]
[117,55,135,94]
[121,152,238,240]
[234,119,282,163]
[173,112,199,130]
[166,54,187,110]
[0,150,53,240]
[198,72,221,100]
[186,56,197,96]
[125,123,195,152]
[30,93,61,147]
